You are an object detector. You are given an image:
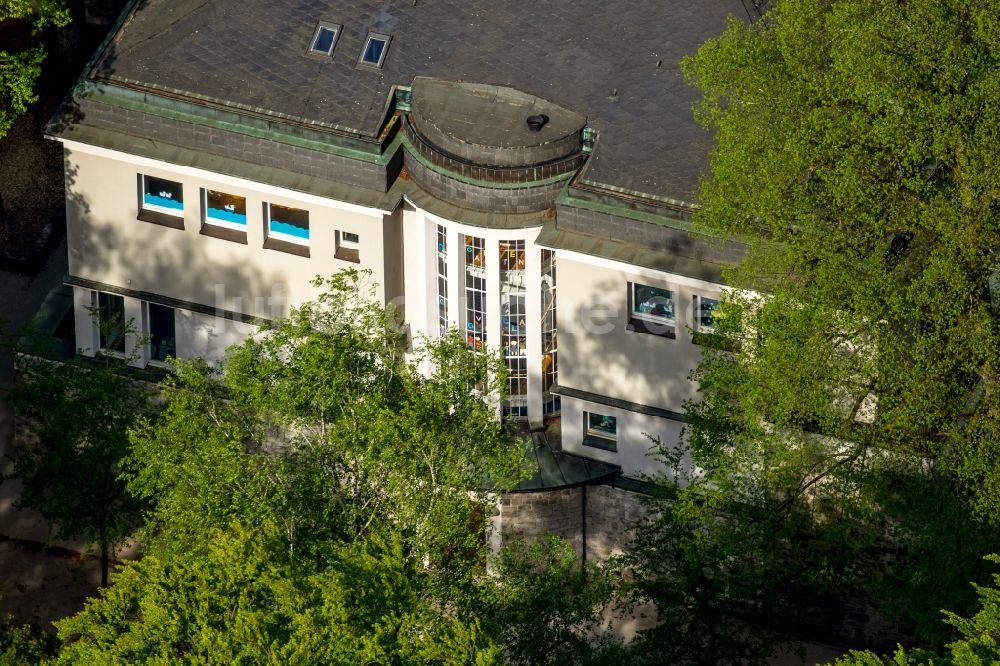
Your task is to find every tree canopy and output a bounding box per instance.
[685,0,1000,519]
[0,0,69,138]
[629,0,1000,655]
[8,341,151,586]
[51,271,624,664]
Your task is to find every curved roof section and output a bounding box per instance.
[91,0,746,205]
[410,78,585,167]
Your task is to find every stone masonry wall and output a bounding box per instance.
[498,484,651,562]
[584,484,652,561]
[499,487,585,557]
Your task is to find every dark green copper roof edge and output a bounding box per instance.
[398,131,577,191]
[75,81,395,165]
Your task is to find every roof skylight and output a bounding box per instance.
[359,32,391,68]
[309,22,342,55]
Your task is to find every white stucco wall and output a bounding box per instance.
[175,309,257,367]
[559,395,688,478]
[555,252,724,414]
[61,140,395,321]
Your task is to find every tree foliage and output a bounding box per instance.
[828,556,1000,665]
[55,521,503,665]
[0,613,56,665]
[684,0,1000,518]
[126,272,528,575]
[697,0,1000,521]
[0,0,70,137]
[53,271,626,663]
[6,349,151,586]
[475,537,626,666]
[622,0,1000,656]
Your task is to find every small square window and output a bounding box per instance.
[359,32,391,68]
[203,189,247,230]
[266,203,310,245]
[146,303,176,364]
[309,22,341,55]
[335,230,360,263]
[141,175,184,216]
[583,411,618,451]
[628,282,676,338]
[96,291,125,354]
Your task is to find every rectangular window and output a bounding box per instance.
[628,282,675,338]
[501,240,527,420]
[335,230,360,263]
[464,235,486,349]
[204,189,247,230]
[309,23,341,55]
[697,296,719,331]
[541,249,559,417]
[437,225,448,336]
[359,33,391,67]
[141,175,184,216]
[96,292,125,354]
[583,411,618,451]
[147,303,176,364]
[266,203,310,245]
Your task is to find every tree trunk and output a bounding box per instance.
[100,541,109,587]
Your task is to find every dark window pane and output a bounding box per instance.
[312,26,336,53]
[587,413,617,438]
[143,176,183,212]
[98,292,125,352]
[149,303,176,362]
[632,283,674,322]
[700,297,719,328]
[362,38,386,64]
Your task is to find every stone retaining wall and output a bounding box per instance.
[497,484,651,562]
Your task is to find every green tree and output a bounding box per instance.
[685,0,1000,518]
[0,613,56,665]
[828,556,1000,665]
[0,0,70,138]
[644,0,1000,651]
[126,272,528,582]
[50,271,629,663]
[475,537,626,666]
[623,441,822,666]
[6,348,151,586]
[55,520,503,665]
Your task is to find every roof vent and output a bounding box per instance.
[526,114,549,132]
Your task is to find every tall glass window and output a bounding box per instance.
[147,303,176,363]
[464,235,486,349]
[437,225,448,335]
[500,240,527,419]
[97,292,125,353]
[541,250,559,417]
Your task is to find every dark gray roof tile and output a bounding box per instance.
[90,0,747,203]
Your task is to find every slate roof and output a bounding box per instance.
[91,0,747,206]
